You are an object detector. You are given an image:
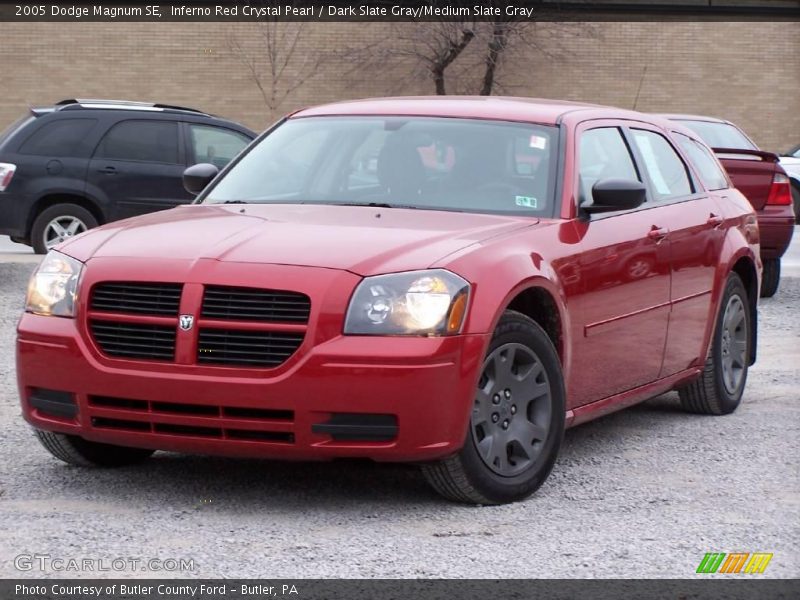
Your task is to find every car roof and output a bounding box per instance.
[293,96,656,126]
[658,113,731,125]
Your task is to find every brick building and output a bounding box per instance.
[1,20,798,150]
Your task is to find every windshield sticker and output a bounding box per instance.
[515,196,539,208]
[529,135,547,150]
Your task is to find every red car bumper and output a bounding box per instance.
[758,206,795,259]
[17,313,490,462]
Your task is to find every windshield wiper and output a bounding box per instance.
[337,202,418,210]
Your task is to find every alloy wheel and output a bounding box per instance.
[44,216,87,249]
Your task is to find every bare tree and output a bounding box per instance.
[227,21,325,119]
[340,17,596,97]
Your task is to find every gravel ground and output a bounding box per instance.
[0,261,797,579]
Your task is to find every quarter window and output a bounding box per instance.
[630,130,693,201]
[188,124,250,169]
[578,127,639,205]
[675,133,729,191]
[18,119,97,156]
[95,120,179,164]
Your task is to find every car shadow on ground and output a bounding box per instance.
[31,392,695,511]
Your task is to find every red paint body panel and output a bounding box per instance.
[17,97,762,463]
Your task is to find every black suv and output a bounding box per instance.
[0,99,256,253]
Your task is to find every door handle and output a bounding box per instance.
[707,213,724,227]
[98,166,117,175]
[648,226,669,242]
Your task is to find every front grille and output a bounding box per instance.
[202,285,311,323]
[197,329,304,367]
[90,282,182,316]
[88,395,294,443]
[90,321,176,361]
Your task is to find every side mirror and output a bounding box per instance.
[183,163,220,195]
[584,178,646,214]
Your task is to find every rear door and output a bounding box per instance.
[86,118,191,220]
[625,126,725,377]
[568,123,671,407]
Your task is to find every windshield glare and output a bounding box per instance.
[677,120,756,150]
[203,116,557,216]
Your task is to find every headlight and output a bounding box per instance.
[344,269,470,336]
[25,251,84,317]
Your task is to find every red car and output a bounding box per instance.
[18,98,761,504]
[661,114,794,297]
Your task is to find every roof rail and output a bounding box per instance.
[55,99,206,114]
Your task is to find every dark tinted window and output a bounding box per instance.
[18,119,97,156]
[189,124,249,169]
[675,133,728,191]
[676,120,757,150]
[579,127,639,204]
[630,130,693,201]
[0,115,34,145]
[95,120,179,163]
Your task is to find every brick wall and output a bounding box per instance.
[1,21,798,151]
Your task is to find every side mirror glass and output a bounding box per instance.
[585,178,647,214]
[183,163,220,195]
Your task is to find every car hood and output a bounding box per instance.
[59,203,539,276]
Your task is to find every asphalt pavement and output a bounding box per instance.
[0,232,797,579]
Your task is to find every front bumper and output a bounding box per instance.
[18,313,490,462]
[758,206,795,259]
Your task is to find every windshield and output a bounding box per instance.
[203,116,558,216]
[676,120,757,151]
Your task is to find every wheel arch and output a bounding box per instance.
[27,193,105,238]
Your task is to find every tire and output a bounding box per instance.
[34,429,154,467]
[760,258,780,298]
[422,310,566,504]
[679,273,751,415]
[30,203,98,254]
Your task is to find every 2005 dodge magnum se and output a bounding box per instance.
[17,98,761,504]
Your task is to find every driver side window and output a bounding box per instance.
[579,127,639,205]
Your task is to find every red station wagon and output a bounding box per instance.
[17,98,761,504]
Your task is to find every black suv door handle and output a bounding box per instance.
[98,166,117,175]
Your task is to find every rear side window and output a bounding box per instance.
[188,124,250,169]
[18,119,97,156]
[578,127,639,204]
[630,130,694,201]
[0,115,34,145]
[95,120,179,164]
[675,133,729,191]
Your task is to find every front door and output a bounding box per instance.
[568,125,672,407]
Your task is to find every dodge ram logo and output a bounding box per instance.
[179,315,194,331]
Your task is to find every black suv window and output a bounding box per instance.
[95,120,179,164]
[188,124,249,168]
[18,119,97,156]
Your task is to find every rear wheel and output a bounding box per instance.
[31,203,98,254]
[679,273,751,415]
[34,429,154,467]
[422,311,565,504]
[760,258,780,298]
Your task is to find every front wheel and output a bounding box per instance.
[34,429,155,467]
[422,311,565,504]
[679,272,751,415]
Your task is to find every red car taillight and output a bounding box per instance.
[0,163,16,192]
[766,172,792,206]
